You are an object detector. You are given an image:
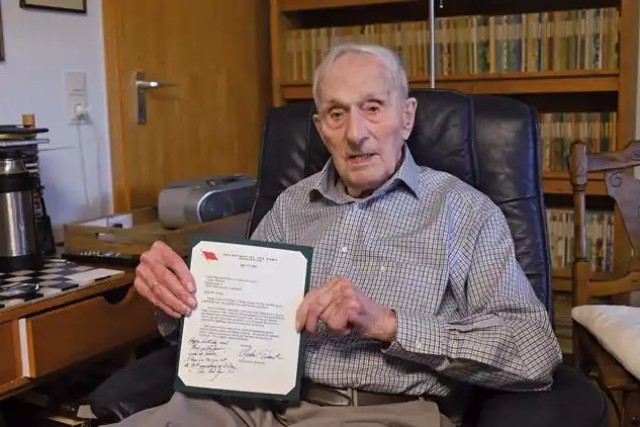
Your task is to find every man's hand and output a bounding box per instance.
[134,241,197,319]
[295,277,397,342]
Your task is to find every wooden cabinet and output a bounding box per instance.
[18,285,156,378]
[0,321,20,387]
[0,271,158,399]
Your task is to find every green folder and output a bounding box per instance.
[174,234,313,402]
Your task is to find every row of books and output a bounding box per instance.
[283,8,619,81]
[547,207,614,272]
[540,111,617,172]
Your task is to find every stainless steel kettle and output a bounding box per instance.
[0,155,42,272]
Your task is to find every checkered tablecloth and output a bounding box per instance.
[0,259,123,311]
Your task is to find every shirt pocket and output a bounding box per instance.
[364,259,448,315]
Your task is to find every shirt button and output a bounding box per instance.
[341,246,348,253]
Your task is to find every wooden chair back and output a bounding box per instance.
[568,140,640,427]
[569,140,640,307]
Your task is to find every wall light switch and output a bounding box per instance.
[66,71,86,94]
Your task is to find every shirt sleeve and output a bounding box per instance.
[155,309,180,345]
[383,209,563,391]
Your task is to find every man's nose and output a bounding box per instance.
[346,106,367,145]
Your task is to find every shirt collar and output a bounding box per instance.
[310,144,422,204]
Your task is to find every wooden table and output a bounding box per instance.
[0,268,158,400]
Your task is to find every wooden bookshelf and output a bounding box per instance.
[269,0,640,352]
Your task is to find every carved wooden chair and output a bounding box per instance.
[569,140,640,427]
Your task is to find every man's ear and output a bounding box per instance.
[312,113,328,145]
[401,97,418,140]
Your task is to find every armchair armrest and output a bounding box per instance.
[88,345,177,424]
[468,365,608,427]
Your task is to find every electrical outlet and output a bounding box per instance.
[66,71,89,123]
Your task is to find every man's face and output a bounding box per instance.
[314,52,417,197]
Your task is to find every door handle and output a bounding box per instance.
[135,71,177,124]
[135,80,177,90]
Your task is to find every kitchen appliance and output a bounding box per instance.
[0,153,42,272]
[0,120,54,258]
[158,174,257,229]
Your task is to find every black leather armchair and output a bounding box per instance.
[88,89,608,427]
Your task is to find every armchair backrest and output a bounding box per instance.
[569,140,640,306]
[248,89,552,313]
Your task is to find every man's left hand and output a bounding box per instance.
[295,277,397,342]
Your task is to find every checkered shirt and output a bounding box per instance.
[158,146,562,397]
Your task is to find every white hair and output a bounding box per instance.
[312,43,409,108]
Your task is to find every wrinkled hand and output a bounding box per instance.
[134,241,197,318]
[295,277,397,342]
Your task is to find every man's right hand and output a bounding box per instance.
[134,241,197,318]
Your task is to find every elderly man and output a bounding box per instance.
[111,43,562,427]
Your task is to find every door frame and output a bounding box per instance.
[102,1,131,213]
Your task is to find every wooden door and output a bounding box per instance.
[103,1,271,211]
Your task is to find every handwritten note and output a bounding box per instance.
[176,240,309,398]
[182,337,236,380]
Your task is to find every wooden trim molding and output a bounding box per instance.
[102,0,131,212]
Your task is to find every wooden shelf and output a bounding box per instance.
[281,0,620,28]
[280,0,618,13]
[428,70,619,95]
[553,276,573,292]
[542,171,605,181]
[543,175,608,196]
[552,269,619,291]
[554,268,617,280]
[542,171,608,196]
[281,70,619,100]
[512,92,618,113]
[279,0,418,12]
